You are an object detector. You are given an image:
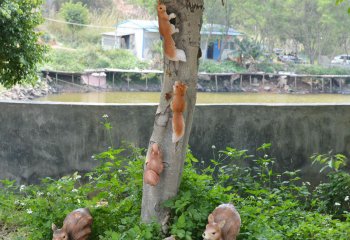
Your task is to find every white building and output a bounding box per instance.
[101,19,242,61]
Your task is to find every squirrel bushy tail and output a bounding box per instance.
[172,112,185,143]
[171,81,187,143]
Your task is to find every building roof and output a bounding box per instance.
[201,24,241,36]
[114,19,241,36]
[116,20,158,32]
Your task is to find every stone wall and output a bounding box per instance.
[1,101,349,184]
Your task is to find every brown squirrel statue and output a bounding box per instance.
[157,1,186,62]
[144,143,164,186]
[52,208,93,240]
[171,81,187,143]
[202,203,241,240]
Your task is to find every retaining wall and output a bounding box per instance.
[1,101,349,184]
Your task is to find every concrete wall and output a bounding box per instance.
[1,101,350,184]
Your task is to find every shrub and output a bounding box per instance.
[60,2,89,31]
[1,142,350,239]
[199,60,246,73]
[164,146,350,239]
[42,47,150,72]
[0,0,46,87]
[44,48,85,71]
[311,152,350,218]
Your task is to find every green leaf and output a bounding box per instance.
[177,214,186,229]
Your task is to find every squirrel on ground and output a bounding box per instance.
[202,203,241,240]
[144,143,164,186]
[52,208,93,240]
[171,81,187,143]
[157,1,186,62]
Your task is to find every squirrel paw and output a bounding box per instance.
[168,13,176,20]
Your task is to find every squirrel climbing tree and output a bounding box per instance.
[141,0,204,228]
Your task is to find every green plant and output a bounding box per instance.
[0,0,46,87]
[234,38,264,64]
[165,145,350,240]
[43,47,150,72]
[60,2,89,30]
[311,152,350,218]
[199,60,246,73]
[311,151,347,172]
[1,141,350,239]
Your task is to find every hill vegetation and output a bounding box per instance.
[39,0,350,75]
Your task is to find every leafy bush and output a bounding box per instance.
[44,48,85,71]
[43,47,150,71]
[199,60,246,73]
[164,146,350,240]
[255,61,287,73]
[60,2,89,30]
[50,0,113,12]
[0,0,46,87]
[1,141,350,239]
[293,64,350,75]
[0,144,162,239]
[254,61,350,75]
[234,37,264,62]
[311,152,350,218]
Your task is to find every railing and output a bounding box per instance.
[41,69,350,93]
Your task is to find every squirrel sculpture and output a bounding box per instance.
[171,81,187,143]
[157,1,186,62]
[202,204,241,240]
[52,208,93,240]
[144,143,164,186]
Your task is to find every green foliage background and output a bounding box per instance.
[0,140,349,239]
[44,47,149,72]
[60,1,89,30]
[0,0,46,87]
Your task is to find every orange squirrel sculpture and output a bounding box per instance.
[144,143,164,186]
[202,204,241,240]
[157,1,186,62]
[171,81,187,143]
[52,208,93,240]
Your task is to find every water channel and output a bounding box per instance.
[35,92,350,104]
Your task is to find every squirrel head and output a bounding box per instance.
[173,81,187,96]
[157,3,167,13]
[52,223,67,240]
[151,143,160,155]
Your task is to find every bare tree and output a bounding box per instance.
[141,0,204,227]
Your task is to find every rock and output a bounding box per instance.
[197,83,204,91]
[0,81,51,101]
[264,86,271,91]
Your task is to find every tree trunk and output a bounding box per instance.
[141,0,204,226]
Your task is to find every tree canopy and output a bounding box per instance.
[336,0,350,13]
[60,1,89,30]
[0,0,46,88]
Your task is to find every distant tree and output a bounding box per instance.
[60,2,89,30]
[50,0,113,12]
[336,0,350,14]
[78,0,113,11]
[0,0,46,88]
[127,0,157,16]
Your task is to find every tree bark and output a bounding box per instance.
[141,0,204,226]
